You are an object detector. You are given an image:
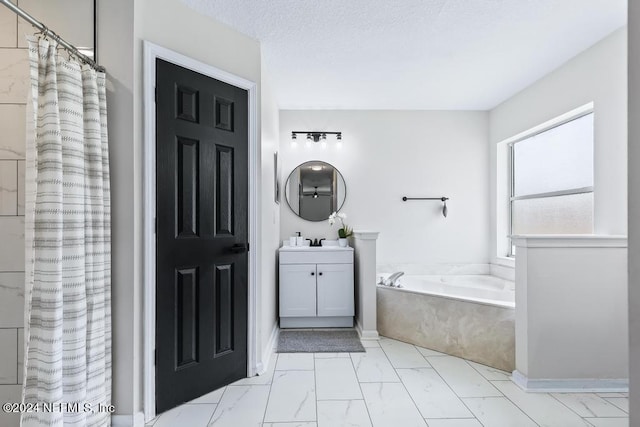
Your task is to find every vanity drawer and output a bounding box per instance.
[279,249,353,265]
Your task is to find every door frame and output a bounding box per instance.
[142,40,260,422]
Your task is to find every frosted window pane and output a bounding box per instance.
[512,192,593,235]
[513,114,593,197]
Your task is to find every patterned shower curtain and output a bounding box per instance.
[22,37,112,427]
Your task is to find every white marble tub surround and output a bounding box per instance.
[490,261,515,281]
[378,263,490,276]
[512,235,628,392]
[377,274,515,371]
[381,274,515,308]
[379,261,516,281]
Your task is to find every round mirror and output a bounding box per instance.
[285,161,347,221]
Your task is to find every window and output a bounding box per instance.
[509,112,594,255]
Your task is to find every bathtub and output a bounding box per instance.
[377,274,515,371]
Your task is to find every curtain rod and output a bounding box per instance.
[0,0,105,73]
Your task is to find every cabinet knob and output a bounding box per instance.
[311,272,315,276]
[319,272,323,276]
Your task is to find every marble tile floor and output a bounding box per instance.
[145,337,629,427]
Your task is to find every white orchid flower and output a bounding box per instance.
[328,212,337,225]
[327,211,352,238]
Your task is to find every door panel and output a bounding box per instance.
[279,264,317,317]
[156,58,249,414]
[176,137,199,237]
[215,145,234,236]
[214,96,234,131]
[317,263,355,317]
[176,85,199,122]
[214,263,234,356]
[176,267,198,368]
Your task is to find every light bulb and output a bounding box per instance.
[320,140,327,149]
[291,139,298,148]
[336,140,343,150]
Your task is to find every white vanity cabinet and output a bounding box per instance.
[279,245,354,328]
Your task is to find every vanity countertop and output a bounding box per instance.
[279,244,353,252]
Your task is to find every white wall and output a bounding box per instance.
[628,1,639,422]
[99,0,268,421]
[98,0,137,418]
[279,110,490,267]
[133,0,269,418]
[489,27,627,262]
[513,237,628,388]
[259,62,280,362]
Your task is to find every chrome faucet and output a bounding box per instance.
[382,271,404,287]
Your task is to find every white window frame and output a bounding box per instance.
[498,103,594,258]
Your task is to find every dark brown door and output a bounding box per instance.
[155,58,249,414]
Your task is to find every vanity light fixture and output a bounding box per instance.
[291,131,343,148]
[313,187,319,198]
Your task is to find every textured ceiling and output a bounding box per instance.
[182,0,626,110]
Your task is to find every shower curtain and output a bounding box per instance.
[22,37,112,427]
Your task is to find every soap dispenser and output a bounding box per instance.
[295,232,304,246]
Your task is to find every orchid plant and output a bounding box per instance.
[328,211,352,238]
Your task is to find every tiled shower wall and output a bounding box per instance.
[0,2,28,425]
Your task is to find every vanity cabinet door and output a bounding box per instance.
[279,263,317,317]
[316,263,354,317]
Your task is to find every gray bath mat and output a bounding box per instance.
[277,330,365,353]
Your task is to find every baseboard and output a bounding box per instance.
[512,370,629,393]
[355,318,379,340]
[259,322,279,375]
[281,316,353,328]
[112,411,145,427]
